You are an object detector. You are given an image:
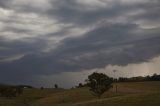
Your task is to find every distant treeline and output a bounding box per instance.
[77,73,160,88]
[0,86,23,97]
[116,73,160,82]
[0,84,34,97]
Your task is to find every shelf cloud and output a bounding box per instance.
[0,0,160,87]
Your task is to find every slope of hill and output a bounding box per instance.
[0,81,160,106]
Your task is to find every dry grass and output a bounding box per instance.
[0,81,160,106]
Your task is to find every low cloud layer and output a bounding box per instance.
[0,0,160,87]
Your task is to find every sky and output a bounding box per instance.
[0,0,160,88]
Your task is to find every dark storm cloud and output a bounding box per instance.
[131,1,160,22]
[50,23,160,68]
[1,23,160,76]
[1,26,32,34]
[47,0,122,26]
[45,0,160,26]
[0,0,160,85]
[0,0,10,8]
[0,36,48,61]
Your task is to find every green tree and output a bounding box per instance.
[86,72,113,98]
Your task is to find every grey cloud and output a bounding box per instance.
[0,0,160,86]
[46,0,159,26]
[1,23,160,76]
[52,23,160,67]
[0,0,45,13]
[47,1,120,26]
[132,1,160,22]
[0,0,10,8]
[0,26,33,34]
[0,37,48,60]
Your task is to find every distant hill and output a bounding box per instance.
[0,83,11,87]
[0,83,34,88]
[16,85,34,88]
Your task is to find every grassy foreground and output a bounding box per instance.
[0,81,160,106]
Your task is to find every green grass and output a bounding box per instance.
[0,81,160,106]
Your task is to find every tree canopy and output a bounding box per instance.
[86,72,113,98]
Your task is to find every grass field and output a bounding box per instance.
[0,81,160,106]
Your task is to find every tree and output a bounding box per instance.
[40,87,44,90]
[54,84,58,89]
[78,83,83,88]
[86,72,113,98]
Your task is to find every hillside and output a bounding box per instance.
[0,81,160,106]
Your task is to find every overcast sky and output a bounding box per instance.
[0,0,160,88]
